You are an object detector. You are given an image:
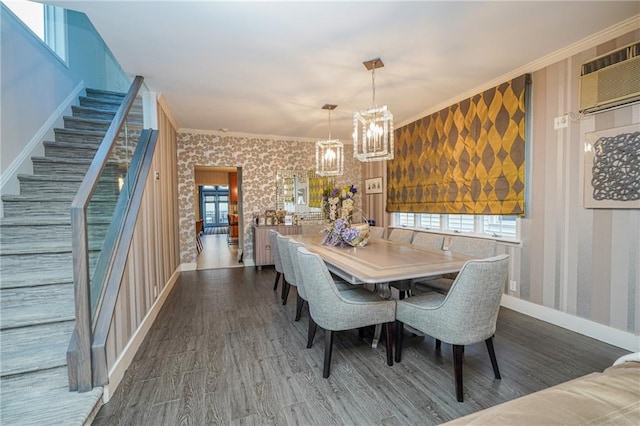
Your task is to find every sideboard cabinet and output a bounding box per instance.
[253,225,302,269]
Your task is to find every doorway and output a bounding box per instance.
[194,165,243,270]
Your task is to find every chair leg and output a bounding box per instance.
[281,277,288,302]
[295,294,304,321]
[453,344,464,402]
[307,317,317,348]
[395,320,404,363]
[398,290,406,300]
[282,281,291,305]
[485,337,501,379]
[385,322,394,366]
[435,339,442,350]
[323,329,333,378]
[273,271,281,291]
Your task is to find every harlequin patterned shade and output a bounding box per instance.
[387,74,529,215]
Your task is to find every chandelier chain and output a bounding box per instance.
[371,64,376,108]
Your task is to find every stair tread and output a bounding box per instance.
[17,173,84,182]
[86,87,126,97]
[0,216,111,226]
[1,193,118,202]
[54,128,107,136]
[0,240,103,255]
[0,321,75,376]
[1,283,74,329]
[0,277,73,290]
[32,156,93,164]
[0,366,102,426]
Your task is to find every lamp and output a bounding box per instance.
[316,104,344,176]
[353,58,394,162]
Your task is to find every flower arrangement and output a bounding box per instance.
[321,184,370,247]
[323,184,357,222]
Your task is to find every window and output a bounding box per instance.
[392,212,519,240]
[200,186,229,227]
[3,0,67,62]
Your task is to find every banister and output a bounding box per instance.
[69,76,144,392]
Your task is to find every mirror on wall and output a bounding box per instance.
[276,170,334,220]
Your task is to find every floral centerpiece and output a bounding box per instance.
[323,184,357,222]
[321,185,370,247]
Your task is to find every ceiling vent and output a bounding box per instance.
[579,41,640,113]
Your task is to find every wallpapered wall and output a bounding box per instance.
[177,132,361,265]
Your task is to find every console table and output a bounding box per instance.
[252,225,302,269]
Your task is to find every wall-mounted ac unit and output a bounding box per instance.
[579,41,640,113]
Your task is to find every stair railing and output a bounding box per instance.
[68,76,144,392]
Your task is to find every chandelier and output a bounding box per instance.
[353,58,394,162]
[315,104,344,176]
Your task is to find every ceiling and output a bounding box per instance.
[49,1,639,141]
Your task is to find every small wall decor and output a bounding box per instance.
[365,177,383,194]
[583,123,640,209]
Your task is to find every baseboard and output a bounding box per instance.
[501,294,639,352]
[102,267,181,402]
[0,81,85,194]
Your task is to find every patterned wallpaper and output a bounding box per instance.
[177,131,361,264]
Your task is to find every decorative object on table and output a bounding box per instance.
[323,184,357,222]
[316,104,344,176]
[353,57,394,162]
[583,123,640,209]
[365,176,383,194]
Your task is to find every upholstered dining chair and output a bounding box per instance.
[269,230,285,298]
[387,228,414,244]
[395,254,510,402]
[414,236,498,295]
[369,226,386,239]
[392,232,447,299]
[276,234,297,306]
[296,246,397,378]
[287,238,308,322]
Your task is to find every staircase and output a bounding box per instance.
[0,89,142,425]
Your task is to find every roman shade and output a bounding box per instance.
[387,74,529,215]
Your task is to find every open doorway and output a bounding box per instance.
[194,165,243,270]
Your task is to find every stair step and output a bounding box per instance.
[43,140,134,163]
[18,173,83,195]
[0,321,74,377]
[32,156,91,176]
[1,194,118,217]
[85,87,126,101]
[78,96,122,111]
[54,128,106,144]
[1,283,74,329]
[1,217,110,247]
[0,366,102,425]
[0,251,73,286]
[62,116,112,132]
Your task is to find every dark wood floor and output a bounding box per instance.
[93,267,629,425]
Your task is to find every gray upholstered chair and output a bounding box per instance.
[287,238,308,322]
[269,230,284,297]
[277,234,297,306]
[296,246,397,378]
[414,236,498,295]
[369,226,386,239]
[411,232,445,251]
[395,254,510,402]
[392,232,448,299]
[387,228,414,244]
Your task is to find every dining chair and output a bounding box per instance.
[391,232,447,299]
[395,254,510,402]
[269,230,285,298]
[287,238,308,322]
[387,228,414,244]
[414,236,498,295]
[369,226,386,239]
[296,246,397,378]
[276,234,296,306]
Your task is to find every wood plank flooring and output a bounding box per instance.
[93,267,629,425]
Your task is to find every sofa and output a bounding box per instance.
[445,354,640,425]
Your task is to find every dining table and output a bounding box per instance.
[292,233,474,347]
